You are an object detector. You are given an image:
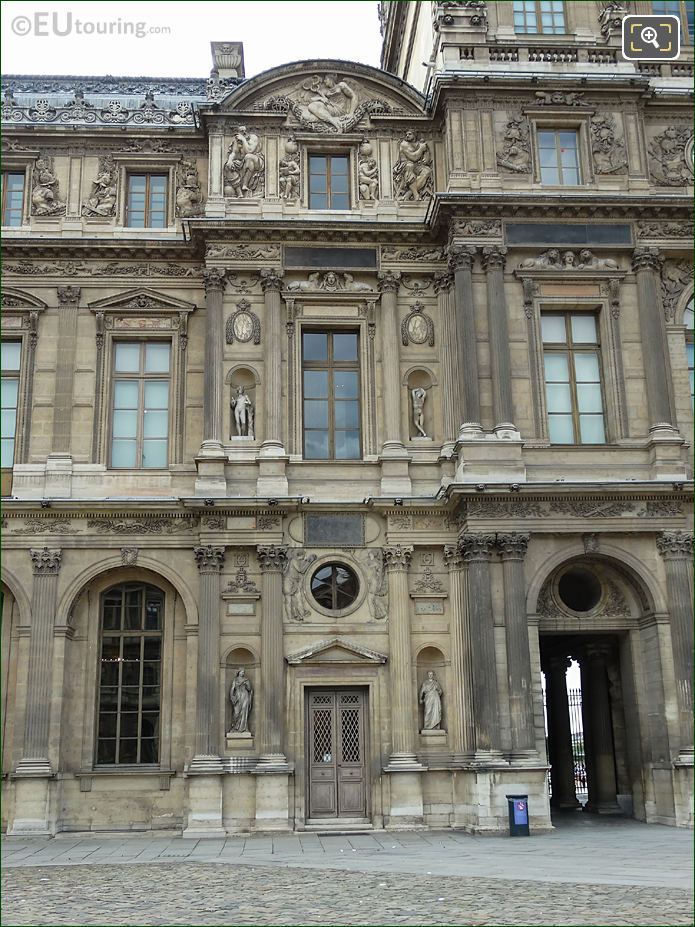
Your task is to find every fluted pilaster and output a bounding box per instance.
[444,544,475,757]
[191,545,225,770]
[632,248,674,430]
[481,246,516,432]
[201,269,226,453]
[17,548,62,775]
[257,545,288,766]
[657,531,694,758]
[448,246,482,435]
[377,271,405,449]
[260,269,285,451]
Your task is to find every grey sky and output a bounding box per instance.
[1,1,383,77]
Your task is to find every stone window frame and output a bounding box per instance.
[307,558,364,618]
[1,169,28,228]
[301,143,357,212]
[88,290,197,467]
[112,154,179,231]
[512,0,567,35]
[520,283,627,445]
[285,295,378,461]
[528,112,595,189]
[79,570,177,774]
[0,289,46,491]
[0,152,37,228]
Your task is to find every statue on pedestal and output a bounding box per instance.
[229,669,253,734]
[419,671,443,730]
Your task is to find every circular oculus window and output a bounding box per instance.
[310,563,359,612]
[557,567,602,614]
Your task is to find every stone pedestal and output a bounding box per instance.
[183,774,226,838]
[8,777,53,836]
[254,771,291,831]
[453,435,526,483]
[386,771,424,828]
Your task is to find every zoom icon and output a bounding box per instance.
[622,14,681,61]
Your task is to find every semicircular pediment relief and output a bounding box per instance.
[212,60,427,134]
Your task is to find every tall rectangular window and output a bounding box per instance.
[1,342,21,469]
[309,155,350,210]
[1,173,25,227]
[538,130,580,186]
[652,1,694,40]
[111,342,170,468]
[97,583,163,765]
[302,331,360,459]
[126,173,168,228]
[514,0,565,33]
[542,313,606,444]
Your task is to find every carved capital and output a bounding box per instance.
[448,245,476,272]
[496,532,529,560]
[202,268,227,294]
[433,271,454,294]
[257,545,288,572]
[631,247,662,274]
[481,246,507,272]
[260,268,284,293]
[459,533,496,562]
[584,641,614,664]
[30,547,62,575]
[656,530,693,560]
[383,544,413,572]
[542,653,571,676]
[443,543,465,570]
[193,545,225,573]
[57,286,81,306]
[377,270,401,294]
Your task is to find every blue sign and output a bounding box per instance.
[513,800,528,825]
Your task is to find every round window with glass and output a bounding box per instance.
[310,563,359,612]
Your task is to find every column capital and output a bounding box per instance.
[631,247,662,273]
[542,652,571,675]
[260,268,284,292]
[30,547,62,575]
[584,640,614,663]
[257,545,288,572]
[656,530,694,560]
[193,545,225,573]
[383,544,413,572]
[57,286,80,307]
[459,533,496,562]
[497,532,530,561]
[448,245,476,272]
[433,270,454,294]
[377,270,401,293]
[202,268,227,294]
[481,245,507,272]
[443,543,465,570]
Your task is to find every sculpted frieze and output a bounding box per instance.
[591,115,627,175]
[452,219,503,237]
[8,518,76,535]
[287,271,373,293]
[206,244,280,261]
[533,91,589,107]
[87,517,198,534]
[636,221,691,239]
[3,260,204,278]
[518,250,619,271]
[381,246,446,263]
[4,88,196,127]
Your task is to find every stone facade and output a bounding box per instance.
[1,4,693,835]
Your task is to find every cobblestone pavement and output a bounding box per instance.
[2,817,693,926]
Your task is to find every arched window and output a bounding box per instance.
[684,297,694,403]
[96,583,163,765]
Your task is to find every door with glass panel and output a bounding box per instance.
[307,689,368,819]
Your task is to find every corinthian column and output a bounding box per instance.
[434,272,458,451]
[460,533,503,758]
[481,246,517,435]
[257,545,289,767]
[657,530,694,760]
[190,545,225,772]
[497,533,536,759]
[383,545,419,767]
[16,548,62,776]
[259,269,285,453]
[632,248,675,431]
[448,246,482,437]
[444,544,475,758]
[51,287,80,455]
[201,268,226,455]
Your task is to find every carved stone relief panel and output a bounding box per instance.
[648,126,694,187]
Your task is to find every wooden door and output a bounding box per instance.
[307,689,367,819]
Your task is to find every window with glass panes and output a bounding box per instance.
[96,583,163,765]
[1,173,25,227]
[308,155,349,209]
[652,1,694,40]
[110,342,170,468]
[125,173,168,228]
[1,342,21,469]
[684,297,694,403]
[538,130,580,185]
[513,0,565,33]
[302,331,360,459]
[542,314,606,444]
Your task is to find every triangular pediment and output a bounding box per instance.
[88,288,197,314]
[211,60,426,131]
[286,637,387,666]
[1,288,47,310]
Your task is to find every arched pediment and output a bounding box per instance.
[210,60,427,133]
[88,288,197,314]
[1,288,47,310]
